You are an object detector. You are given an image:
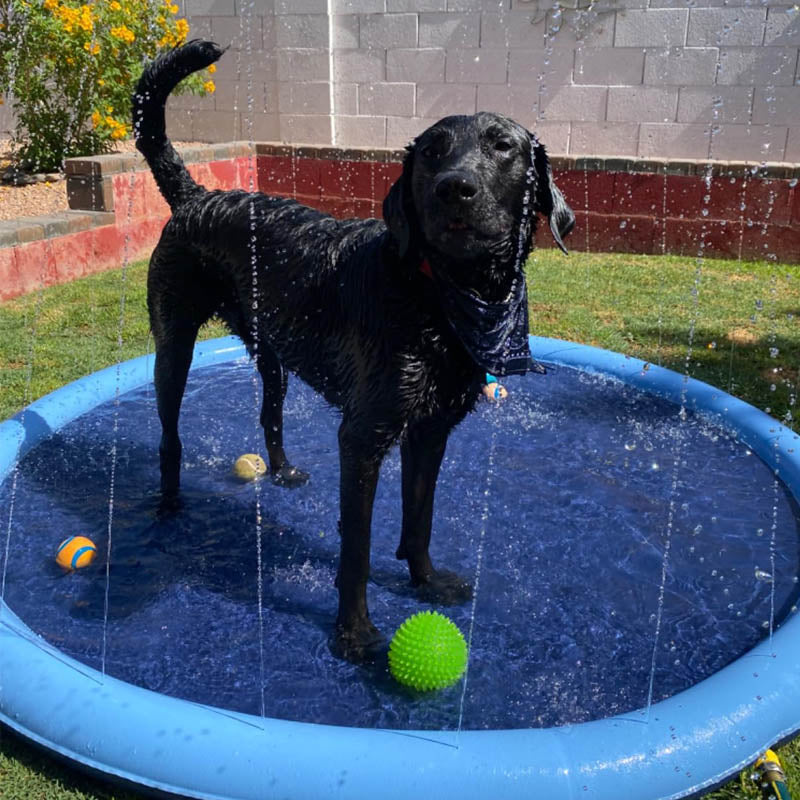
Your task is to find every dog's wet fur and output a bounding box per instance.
[133,40,575,662]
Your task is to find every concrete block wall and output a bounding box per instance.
[172,0,800,161]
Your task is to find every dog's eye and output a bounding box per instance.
[494,139,514,153]
[421,144,442,159]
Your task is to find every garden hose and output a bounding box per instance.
[755,750,792,800]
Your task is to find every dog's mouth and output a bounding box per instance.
[446,220,471,232]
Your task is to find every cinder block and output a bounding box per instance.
[417,83,477,116]
[360,13,417,48]
[333,14,360,48]
[677,87,754,125]
[214,79,270,112]
[280,114,333,145]
[531,120,572,156]
[167,106,192,142]
[446,48,508,83]
[276,13,329,48]
[614,9,688,47]
[449,0,510,10]
[687,8,767,47]
[276,48,330,81]
[185,0,234,16]
[247,49,279,81]
[638,122,711,159]
[717,46,797,86]
[753,87,800,125]
[477,85,535,119]
[185,15,212,39]
[332,0,385,11]
[574,47,644,85]
[480,11,544,48]
[245,111,281,142]
[192,109,242,141]
[571,122,640,157]
[419,12,479,47]
[211,15,261,48]
[386,115,442,147]
[785,126,800,162]
[547,9,615,49]
[508,47,573,86]
[387,48,446,82]
[276,0,325,11]
[644,47,719,86]
[246,0,274,13]
[334,115,387,147]
[67,175,114,212]
[766,6,800,46]
[334,48,385,82]
[608,87,678,123]
[279,82,332,114]
[359,82,415,116]
[388,0,444,9]
[539,86,607,123]
[711,123,789,162]
[334,83,358,115]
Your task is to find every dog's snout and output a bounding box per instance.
[435,172,479,205]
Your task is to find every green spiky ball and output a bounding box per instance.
[388,611,468,691]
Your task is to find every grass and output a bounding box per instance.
[1,248,800,799]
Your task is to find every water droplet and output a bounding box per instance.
[755,568,773,582]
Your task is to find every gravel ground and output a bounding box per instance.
[0,138,204,222]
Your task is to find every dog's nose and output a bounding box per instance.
[435,172,478,205]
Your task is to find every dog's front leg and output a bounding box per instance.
[255,345,309,488]
[397,422,472,605]
[331,421,387,662]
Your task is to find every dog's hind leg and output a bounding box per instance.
[152,321,199,500]
[397,421,472,605]
[255,345,309,487]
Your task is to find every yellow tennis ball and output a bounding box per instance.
[233,453,268,481]
[56,536,97,570]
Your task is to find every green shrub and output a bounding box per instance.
[0,0,215,172]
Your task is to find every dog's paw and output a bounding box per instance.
[270,463,310,488]
[415,569,473,606]
[329,621,386,663]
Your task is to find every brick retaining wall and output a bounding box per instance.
[1,141,798,302]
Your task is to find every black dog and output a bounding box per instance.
[133,40,574,661]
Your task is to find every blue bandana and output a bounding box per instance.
[422,260,538,378]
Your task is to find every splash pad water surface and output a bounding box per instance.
[1,335,799,800]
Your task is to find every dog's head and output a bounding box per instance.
[383,112,574,291]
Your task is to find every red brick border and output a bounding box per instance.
[1,142,798,302]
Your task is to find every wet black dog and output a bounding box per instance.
[133,40,574,662]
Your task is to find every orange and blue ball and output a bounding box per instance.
[56,536,97,571]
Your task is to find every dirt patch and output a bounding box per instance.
[726,326,759,346]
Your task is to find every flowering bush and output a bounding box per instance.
[0,0,215,172]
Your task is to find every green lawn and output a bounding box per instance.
[1,249,799,799]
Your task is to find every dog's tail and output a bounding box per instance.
[132,40,226,210]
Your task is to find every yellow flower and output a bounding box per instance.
[207,63,216,74]
[174,17,188,42]
[202,79,215,94]
[109,0,121,8]
[43,0,58,10]
[66,55,75,64]
[169,3,178,11]
[97,78,104,85]
[106,105,113,113]
[83,40,100,54]
[91,110,101,127]
[110,24,135,42]
[110,124,127,140]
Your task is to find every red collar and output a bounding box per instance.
[419,259,432,279]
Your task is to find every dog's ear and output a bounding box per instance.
[383,143,420,263]
[531,134,575,255]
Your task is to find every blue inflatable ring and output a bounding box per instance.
[1,335,799,800]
